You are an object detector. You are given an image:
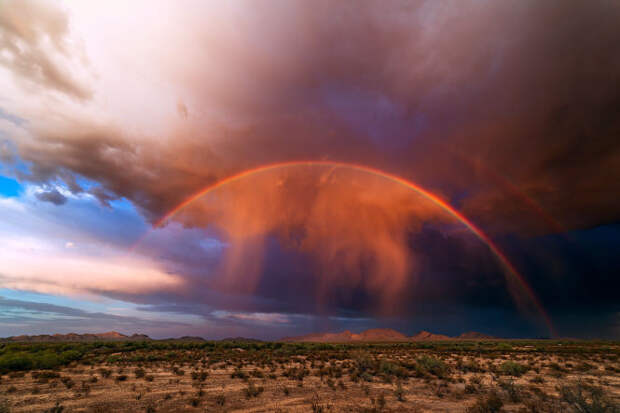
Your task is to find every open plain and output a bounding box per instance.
[0,339,618,412]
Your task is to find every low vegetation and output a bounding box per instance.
[0,339,616,412]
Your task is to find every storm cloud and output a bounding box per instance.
[1,0,619,338]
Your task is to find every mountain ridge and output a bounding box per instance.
[0,329,496,343]
[280,328,495,342]
[0,332,151,343]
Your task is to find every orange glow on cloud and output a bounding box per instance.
[142,162,553,333]
[0,239,181,297]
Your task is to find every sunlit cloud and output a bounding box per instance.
[0,0,618,339]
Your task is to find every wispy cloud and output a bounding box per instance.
[0,296,190,337]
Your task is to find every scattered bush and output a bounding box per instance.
[466,391,503,413]
[60,376,74,389]
[417,356,449,378]
[214,393,226,406]
[191,370,208,381]
[43,402,64,413]
[499,361,527,377]
[115,374,128,382]
[231,368,248,380]
[498,380,521,403]
[243,381,264,398]
[0,399,9,413]
[558,383,618,412]
[394,382,406,401]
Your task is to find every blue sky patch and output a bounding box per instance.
[0,175,22,197]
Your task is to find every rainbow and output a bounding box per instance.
[145,161,555,336]
[443,145,565,234]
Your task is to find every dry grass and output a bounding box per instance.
[0,340,617,412]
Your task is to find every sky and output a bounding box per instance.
[0,0,619,340]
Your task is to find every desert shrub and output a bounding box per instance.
[498,380,521,403]
[115,374,128,382]
[529,375,545,384]
[378,360,407,380]
[250,369,264,378]
[134,368,145,378]
[43,402,64,413]
[32,370,60,382]
[558,383,619,413]
[326,377,336,390]
[466,391,503,413]
[499,361,527,377]
[548,362,565,372]
[60,376,74,389]
[394,382,406,401]
[0,348,80,373]
[231,368,248,380]
[417,356,449,378]
[145,374,154,382]
[243,381,264,398]
[282,366,309,381]
[80,381,91,395]
[99,368,112,378]
[376,393,386,410]
[575,362,595,372]
[0,353,33,372]
[311,393,331,413]
[460,360,485,373]
[0,399,9,413]
[191,370,208,381]
[214,393,226,406]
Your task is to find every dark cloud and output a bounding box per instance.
[6,0,619,234]
[3,0,620,338]
[35,188,67,205]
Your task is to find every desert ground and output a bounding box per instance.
[0,340,618,412]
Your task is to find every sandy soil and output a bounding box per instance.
[0,345,618,412]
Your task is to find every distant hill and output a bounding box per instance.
[281,328,408,342]
[1,332,151,343]
[281,328,495,342]
[220,337,263,343]
[1,330,496,343]
[410,330,451,341]
[458,331,496,340]
[163,336,206,342]
[0,332,266,343]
